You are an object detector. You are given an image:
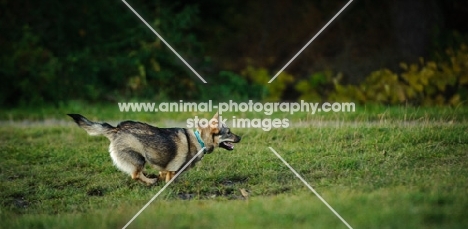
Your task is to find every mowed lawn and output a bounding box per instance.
[1,106,468,228]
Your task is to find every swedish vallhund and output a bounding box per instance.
[68,113,241,185]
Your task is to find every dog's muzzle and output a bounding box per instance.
[219,136,241,151]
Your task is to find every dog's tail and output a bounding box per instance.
[67,114,115,138]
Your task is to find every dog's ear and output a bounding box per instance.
[209,112,220,134]
[212,111,219,120]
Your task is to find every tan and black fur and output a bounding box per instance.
[67,113,241,185]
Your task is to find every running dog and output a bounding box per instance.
[67,113,241,185]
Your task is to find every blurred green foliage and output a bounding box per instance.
[1,0,468,107]
[241,66,293,101]
[296,70,339,101]
[0,0,253,106]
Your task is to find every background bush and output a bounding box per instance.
[334,44,468,106]
[1,0,468,106]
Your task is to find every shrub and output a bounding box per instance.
[242,66,294,101]
[297,44,468,106]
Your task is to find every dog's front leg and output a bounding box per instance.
[165,171,175,182]
[158,171,175,182]
[158,171,167,181]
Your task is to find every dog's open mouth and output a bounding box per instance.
[220,141,235,150]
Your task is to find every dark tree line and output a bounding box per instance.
[1,0,467,106]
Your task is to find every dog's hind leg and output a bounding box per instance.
[132,170,157,185]
[110,147,157,185]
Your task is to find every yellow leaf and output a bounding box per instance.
[427,61,437,69]
[399,62,408,70]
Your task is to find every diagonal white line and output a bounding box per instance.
[122,147,206,229]
[268,147,353,229]
[121,0,207,83]
[268,0,353,83]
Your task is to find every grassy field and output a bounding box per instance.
[1,104,468,228]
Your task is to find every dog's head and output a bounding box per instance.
[197,112,241,153]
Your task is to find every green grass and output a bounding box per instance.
[1,105,468,228]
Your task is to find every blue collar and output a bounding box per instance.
[194,130,205,148]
